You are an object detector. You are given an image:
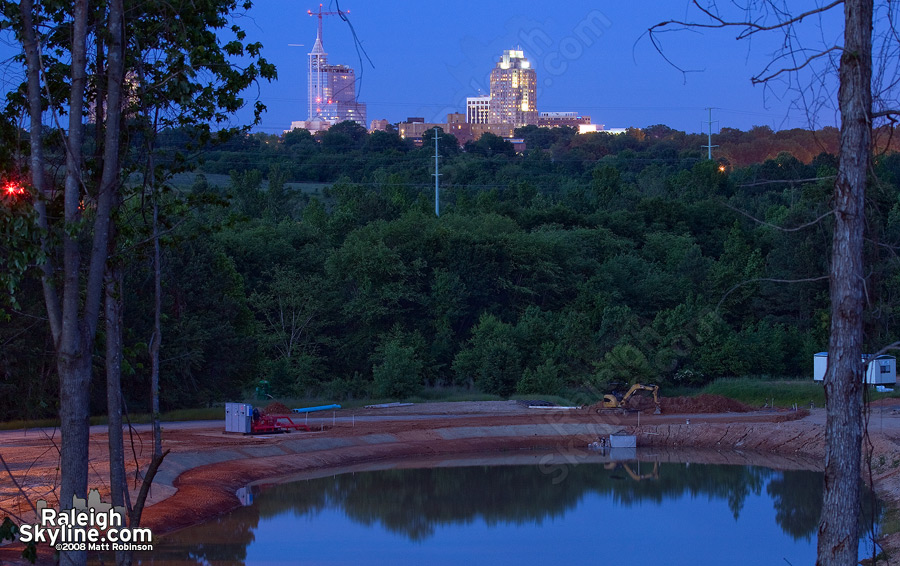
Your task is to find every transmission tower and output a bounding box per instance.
[433,128,441,217]
[702,107,718,160]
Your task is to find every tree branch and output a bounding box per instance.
[752,46,843,84]
[738,176,837,188]
[647,0,845,83]
[723,202,834,232]
[129,449,169,527]
[865,341,900,362]
[717,276,829,310]
[650,1,844,38]
[0,453,38,518]
[111,215,189,259]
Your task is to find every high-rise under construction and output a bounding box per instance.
[304,5,366,131]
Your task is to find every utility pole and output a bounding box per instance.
[702,107,718,160]
[433,127,441,217]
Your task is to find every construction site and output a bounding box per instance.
[3,396,900,564]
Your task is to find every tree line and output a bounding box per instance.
[6,122,900,418]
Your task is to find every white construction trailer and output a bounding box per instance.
[813,352,897,385]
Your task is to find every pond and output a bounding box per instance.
[132,451,880,566]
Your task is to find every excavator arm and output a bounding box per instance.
[600,384,661,414]
[621,384,659,405]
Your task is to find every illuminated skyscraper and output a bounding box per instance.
[488,50,537,127]
[308,23,327,123]
[305,9,366,130]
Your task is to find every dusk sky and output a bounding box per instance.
[236,1,844,135]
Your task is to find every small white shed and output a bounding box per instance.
[813,352,897,385]
[225,402,253,433]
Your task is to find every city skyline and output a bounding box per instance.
[235,1,843,135]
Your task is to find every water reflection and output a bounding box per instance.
[133,454,878,566]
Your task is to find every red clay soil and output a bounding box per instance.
[587,393,754,414]
[261,402,292,416]
[660,394,754,413]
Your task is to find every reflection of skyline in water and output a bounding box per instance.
[131,458,879,566]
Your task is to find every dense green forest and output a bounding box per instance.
[3,122,900,419]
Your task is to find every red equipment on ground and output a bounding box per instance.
[250,409,311,434]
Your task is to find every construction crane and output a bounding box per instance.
[308,3,349,46]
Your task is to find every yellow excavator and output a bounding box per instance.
[600,383,661,414]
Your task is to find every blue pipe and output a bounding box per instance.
[292,404,341,413]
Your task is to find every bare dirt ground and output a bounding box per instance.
[4,397,900,564]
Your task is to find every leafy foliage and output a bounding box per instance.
[0,188,41,314]
[0,517,36,564]
[5,122,900,412]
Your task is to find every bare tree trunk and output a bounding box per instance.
[150,159,163,458]
[100,4,129,564]
[54,4,90,565]
[104,264,128,566]
[104,268,126,508]
[817,1,873,564]
[56,3,90,564]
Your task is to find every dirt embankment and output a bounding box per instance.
[4,397,900,564]
[632,419,825,460]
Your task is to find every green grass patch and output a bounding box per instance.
[878,507,900,538]
[247,388,511,409]
[0,418,62,431]
[113,407,225,424]
[700,377,900,408]
[158,407,225,422]
[701,378,826,408]
[0,407,226,431]
[166,171,330,196]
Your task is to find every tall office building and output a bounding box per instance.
[304,14,366,130]
[488,50,537,127]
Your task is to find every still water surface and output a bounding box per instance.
[136,452,877,566]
